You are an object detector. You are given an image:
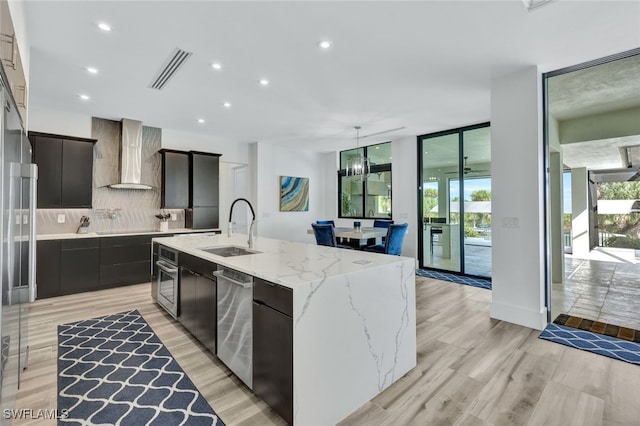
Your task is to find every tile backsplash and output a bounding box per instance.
[37,209,186,234]
[37,117,188,235]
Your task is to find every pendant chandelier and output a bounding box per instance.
[346,126,371,180]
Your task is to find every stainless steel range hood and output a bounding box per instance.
[109,118,153,190]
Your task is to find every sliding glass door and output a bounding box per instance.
[418,124,491,278]
[462,127,492,277]
[420,132,461,272]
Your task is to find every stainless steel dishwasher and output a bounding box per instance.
[214,266,254,389]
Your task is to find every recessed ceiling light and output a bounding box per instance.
[97,23,111,32]
[223,102,231,108]
[86,67,98,74]
[319,40,332,49]
[259,79,269,86]
[375,146,380,150]
[197,118,205,124]
[79,94,90,101]
[211,63,222,70]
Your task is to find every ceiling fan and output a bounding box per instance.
[445,157,489,175]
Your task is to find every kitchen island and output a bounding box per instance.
[153,233,416,425]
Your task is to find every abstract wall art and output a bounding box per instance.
[280,176,309,212]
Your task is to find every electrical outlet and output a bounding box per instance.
[23,214,28,225]
[57,214,66,224]
[170,213,177,221]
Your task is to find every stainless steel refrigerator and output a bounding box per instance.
[0,72,37,412]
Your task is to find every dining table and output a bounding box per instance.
[308,226,388,249]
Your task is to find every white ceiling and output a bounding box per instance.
[24,1,640,153]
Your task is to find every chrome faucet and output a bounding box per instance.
[228,198,257,248]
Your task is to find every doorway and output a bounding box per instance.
[545,50,640,330]
[418,123,492,278]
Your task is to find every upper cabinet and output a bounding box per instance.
[159,149,190,209]
[159,149,221,228]
[0,0,28,122]
[30,132,96,208]
[190,151,220,207]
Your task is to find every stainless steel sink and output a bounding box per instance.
[200,246,261,257]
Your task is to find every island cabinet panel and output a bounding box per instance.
[159,150,189,208]
[30,132,96,209]
[253,278,293,425]
[59,238,100,294]
[36,240,60,299]
[179,252,217,353]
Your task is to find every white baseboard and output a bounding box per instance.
[490,301,548,330]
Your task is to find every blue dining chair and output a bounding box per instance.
[364,223,408,255]
[311,223,353,249]
[317,220,346,243]
[373,220,394,228]
[316,220,335,226]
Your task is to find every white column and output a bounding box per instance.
[571,167,590,257]
[490,65,547,330]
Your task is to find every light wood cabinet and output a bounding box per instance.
[0,0,28,122]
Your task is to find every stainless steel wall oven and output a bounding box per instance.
[156,245,179,318]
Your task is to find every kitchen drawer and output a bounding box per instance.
[253,278,293,317]
[61,238,99,250]
[100,242,150,265]
[179,252,217,280]
[100,261,150,286]
[100,235,152,248]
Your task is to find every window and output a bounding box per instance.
[338,141,392,219]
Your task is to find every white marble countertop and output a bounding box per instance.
[37,228,220,241]
[153,233,413,289]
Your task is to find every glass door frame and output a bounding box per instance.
[417,122,491,278]
[542,47,640,322]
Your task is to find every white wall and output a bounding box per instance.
[162,128,249,164]
[391,136,418,260]
[490,65,547,330]
[253,142,331,244]
[27,105,250,164]
[28,105,92,137]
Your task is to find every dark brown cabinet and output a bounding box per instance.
[37,234,168,300]
[159,149,189,208]
[30,132,96,208]
[100,236,152,287]
[179,252,217,353]
[36,240,60,299]
[188,151,221,229]
[32,136,62,208]
[190,152,220,207]
[60,238,100,294]
[253,278,293,425]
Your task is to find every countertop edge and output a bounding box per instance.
[37,228,221,240]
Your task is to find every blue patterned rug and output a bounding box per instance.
[58,310,225,425]
[416,269,492,290]
[540,323,640,365]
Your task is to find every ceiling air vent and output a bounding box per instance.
[149,48,193,90]
[522,0,554,11]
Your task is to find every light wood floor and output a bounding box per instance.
[15,278,640,425]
